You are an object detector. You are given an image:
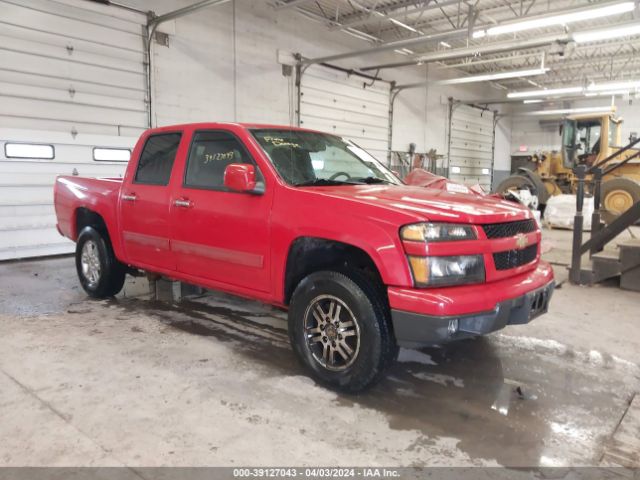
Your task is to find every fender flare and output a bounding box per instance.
[515,167,550,205]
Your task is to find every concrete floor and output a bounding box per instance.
[0,228,639,468]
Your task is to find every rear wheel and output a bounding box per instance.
[76,226,126,298]
[601,178,640,224]
[288,270,397,393]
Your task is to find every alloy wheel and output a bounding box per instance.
[80,240,102,288]
[303,294,360,371]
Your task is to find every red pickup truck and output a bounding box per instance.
[54,123,554,392]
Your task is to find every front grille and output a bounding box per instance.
[493,244,538,270]
[482,219,537,239]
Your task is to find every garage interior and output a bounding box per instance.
[1,0,640,471]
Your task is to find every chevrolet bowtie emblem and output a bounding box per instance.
[515,233,528,250]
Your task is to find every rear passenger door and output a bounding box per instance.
[120,132,182,271]
[170,130,272,293]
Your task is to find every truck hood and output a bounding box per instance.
[303,184,532,224]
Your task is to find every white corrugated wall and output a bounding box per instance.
[0,0,148,260]
[299,64,391,163]
[448,103,496,192]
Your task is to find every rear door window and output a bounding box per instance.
[134,133,182,185]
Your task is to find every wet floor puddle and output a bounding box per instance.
[110,293,639,467]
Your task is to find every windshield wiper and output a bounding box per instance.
[294,178,359,187]
[354,176,392,184]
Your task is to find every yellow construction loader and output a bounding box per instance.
[496,112,640,223]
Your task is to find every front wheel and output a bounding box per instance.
[288,270,397,393]
[76,226,126,298]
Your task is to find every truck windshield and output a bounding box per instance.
[251,129,402,187]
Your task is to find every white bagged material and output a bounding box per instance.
[543,194,593,230]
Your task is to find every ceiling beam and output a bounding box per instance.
[336,0,426,22]
[395,64,548,90]
[344,0,544,37]
[148,0,230,27]
[300,26,467,64]
[330,0,461,31]
[500,54,640,76]
[292,6,385,43]
[459,89,639,105]
[442,43,640,74]
[461,39,640,77]
[274,0,316,10]
[359,33,568,70]
[437,52,539,69]
[302,1,639,67]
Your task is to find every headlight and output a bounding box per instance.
[401,223,476,242]
[408,255,485,287]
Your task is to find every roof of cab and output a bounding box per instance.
[146,122,324,134]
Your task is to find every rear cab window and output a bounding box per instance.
[134,133,182,186]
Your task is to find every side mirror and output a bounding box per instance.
[224,164,257,192]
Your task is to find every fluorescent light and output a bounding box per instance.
[5,143,54,159]
[585,89,632,97]
[527,106,613,116]
[523,99,543,104]
[373,10,420,33]
[440,41,452,48]
[473,1,635,38]
[587,80,640,91]
[394,47,415,55]
[344,28,380,42]
[574,22,640,43]
[511,80,640,100]
[508,86,584,98]
[439,67,548,85]
[389,17,420,33]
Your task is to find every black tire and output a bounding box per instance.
[288,270,397,393]
[601,178,640,225]
[495,174,551,211]
[495,175,536,196]
[75,226,126,298]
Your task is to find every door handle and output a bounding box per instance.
[122,193,137,202]
[174,198,193,208]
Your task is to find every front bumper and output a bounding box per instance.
[390,274,555,348]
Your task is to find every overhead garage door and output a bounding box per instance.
[447,103,496,192]
[0,0,147,260]
[298,64,391,162]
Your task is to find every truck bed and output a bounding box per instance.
[54,176,123,241]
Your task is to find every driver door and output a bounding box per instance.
[170,129,272,293]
